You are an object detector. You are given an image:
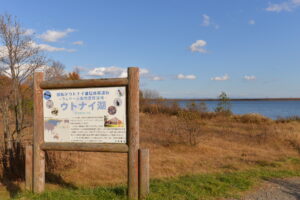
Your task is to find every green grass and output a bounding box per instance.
[13,166,300,200]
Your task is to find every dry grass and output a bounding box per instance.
[0,108,300,188]
[39,112,300,187]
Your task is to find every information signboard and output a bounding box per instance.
[43,87,126,143]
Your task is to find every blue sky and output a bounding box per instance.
[1,0,300,98]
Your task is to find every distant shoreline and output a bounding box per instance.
[160,98,300,101]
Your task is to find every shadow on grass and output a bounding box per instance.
[110,186,127,196]
[46,172,78,189]
[0,178,22,198]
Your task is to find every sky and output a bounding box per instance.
[1,0,300,98]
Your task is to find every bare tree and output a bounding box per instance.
[0,14,45,178]
[142,89,161,99]
[45,60,66,81]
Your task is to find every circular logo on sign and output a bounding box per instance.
[46,100,54,109]
[108,106,117,115]
[44,91,51,100]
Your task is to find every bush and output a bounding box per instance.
[215,92,232,114]
[232,113,271,124]
[276,116,300,123]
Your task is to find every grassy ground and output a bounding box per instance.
[12,157,300,200]
[1,111,300,199]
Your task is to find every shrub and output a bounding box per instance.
[215,92,232,114]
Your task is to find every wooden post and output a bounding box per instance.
[25,145,33,191]
[139,149,149,199]
[128,67,140,200]
[33,71,45,193]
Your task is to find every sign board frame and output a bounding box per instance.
[33,67,140,199]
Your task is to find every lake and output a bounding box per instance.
[172,100,300,119]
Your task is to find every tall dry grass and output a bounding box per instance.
[1,102,300,187]
[43,107,300,186]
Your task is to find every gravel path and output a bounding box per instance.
[228,177,300,200]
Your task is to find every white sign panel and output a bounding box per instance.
[43,87,126,143]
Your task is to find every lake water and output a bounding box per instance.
[173,100,300,119]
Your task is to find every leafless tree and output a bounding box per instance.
[45,60,66,81]
[0,14,45,178]
[142,89,161,99]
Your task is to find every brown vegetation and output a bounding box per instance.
[12,108,298,187]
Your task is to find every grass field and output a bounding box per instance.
[1,110,300,199]
[13,158,300,200]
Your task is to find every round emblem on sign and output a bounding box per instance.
[44,91,51,100]
[108,106,117,115]
[46,100,54,109]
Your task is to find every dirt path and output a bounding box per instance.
[228,177,300,200]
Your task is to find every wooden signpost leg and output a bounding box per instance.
[25,144,33,191]
[128,67,140,200]
[139,149,149,199]
[33,72,45,193]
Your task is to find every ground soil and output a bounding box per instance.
[226,177,300,200]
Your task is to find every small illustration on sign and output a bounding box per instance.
[44,119,70,140]
[108,106,117,115]
[44,91,51,100]
[114,98,122,107]
[51,108,59,116]
[117,88,124,97]
[104,116,124,127]
[46,100,54,109]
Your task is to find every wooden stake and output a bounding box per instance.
[139,149,149,199]
[33,72,45,193]
[128,67,140,200]
[25,145,33,191]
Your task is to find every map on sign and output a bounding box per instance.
[43,87,126,143]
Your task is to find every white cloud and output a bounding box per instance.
[266,0,300,12]
[87,66,149,78]
[1,63,48,78]
[244,75,256,80]
[248,19,256,25]
[24,29,35,35]
[189,40,208,53]
[201,14,219,29]
[39,28,75,42]
[176,74,196,80]
[211,74,230,81]
[151,76,163,81]
[73,41,84,45]
[30,42,76,52]
[202,14,210,26]
[0,45,7,58]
